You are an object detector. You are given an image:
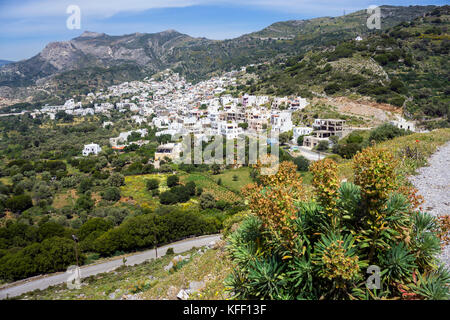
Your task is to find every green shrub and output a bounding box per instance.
[293,156,310,172]
[166,175,179,188]
[5,194,33,213]
[369,123,409,143]
[101,187,121,202]
[226,148,449,300]
[146,178,159,191]
[316,140,329,151]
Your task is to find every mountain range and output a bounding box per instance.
[0,5,440,104]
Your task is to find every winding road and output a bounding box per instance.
[0,234,221,299]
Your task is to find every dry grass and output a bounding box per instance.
[142,241,232,300]
[333,128,450,183]
[15,244,232,300]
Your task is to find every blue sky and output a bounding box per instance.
[0,0,447,61]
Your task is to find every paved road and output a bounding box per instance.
[286,143,329,161]
[0,234,221,299]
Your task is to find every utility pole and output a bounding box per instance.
[72,234,79,266]
[155,233,158,258]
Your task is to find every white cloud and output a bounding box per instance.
[0,0,202,18]
[0,0,384,19]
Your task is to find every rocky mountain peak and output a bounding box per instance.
[78,31,106,38]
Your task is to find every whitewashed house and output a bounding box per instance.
[219,122,243,139]
[293,126,313,143]
[82,143,102,156]
[271,111,293,133]
[390,116,416,132]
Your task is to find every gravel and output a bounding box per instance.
[409,142,450,269]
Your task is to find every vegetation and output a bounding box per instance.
[0,113,248,283]
[244,6,450,127]
[226,149,449,299]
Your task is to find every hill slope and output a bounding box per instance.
[243,6,449,126]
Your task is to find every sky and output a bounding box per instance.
[0,0,447,61]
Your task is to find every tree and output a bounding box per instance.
[38,222,65,241]
[346,132,363,144]
[5,194,33,213]
[55,111,74,122]
[238,123,249,130]
[293,156,310,172]
[101,187,121,202]
[333,143,362,159]
[329,135,340,145]
[156,134,172,144]
[78,217,113,241]
[109,173,125,187]
[316,140,329,151]
[166,175,179,188]
[78,177,92,194]
[324,83,340,94]
[171,185,191,203]
[200,193,216,210]
[297,135,305,146]
[185,181,196,196]
[159,191,178,205]
[75,193,94,211]
[146,179,160,191]
[33,182,53,205]
[279,132,291,145]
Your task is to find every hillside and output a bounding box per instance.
[243,6,449,127]
[0,5,438,105]
[10,128,450,300]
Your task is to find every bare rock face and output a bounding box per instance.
[40,41,81,70]
[0,29,194,88]
[78,31,105,38]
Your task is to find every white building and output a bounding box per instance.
[271,111,293,133]
[293,126,313,142]
[154,143,182,161]
[110,129,148,147]
[219,122,243,139]
[103,121,114,128]
[390,116,416,132]
[82,143,102,156]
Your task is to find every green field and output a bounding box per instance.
[120,174,170,210]
[179,171,243,203]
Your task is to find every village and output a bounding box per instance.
[24,69,418,162]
